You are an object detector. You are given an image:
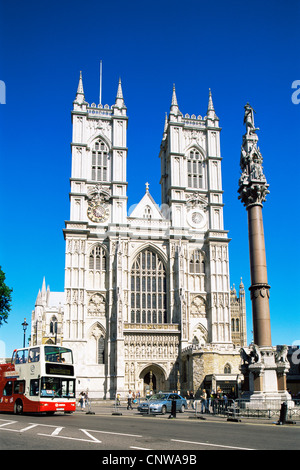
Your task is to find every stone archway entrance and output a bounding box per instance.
[139,364,167,396]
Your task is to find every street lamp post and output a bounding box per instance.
[22,318,28,348]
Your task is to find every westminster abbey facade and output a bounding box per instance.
[31,73,247,398]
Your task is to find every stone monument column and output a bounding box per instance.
[238,103,271,347]
[238,104,290,403]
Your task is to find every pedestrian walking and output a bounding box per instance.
[190,390,195,409]
[79,391,85,410]
[186,390,190,408]
[116,393,121,406]
[127,390,133,410]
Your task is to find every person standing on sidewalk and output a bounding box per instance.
[200,389,208,414]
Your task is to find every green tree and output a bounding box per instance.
[0,267,13,326]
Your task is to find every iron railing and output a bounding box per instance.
[192,398,300,421]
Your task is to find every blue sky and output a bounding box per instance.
[0,0,299,356]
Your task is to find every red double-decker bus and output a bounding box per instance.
[0,345,76,415]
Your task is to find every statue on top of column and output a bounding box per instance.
[243,103,259,138]
[238,103,269,208]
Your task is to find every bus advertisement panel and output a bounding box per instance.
[0,345,76,415]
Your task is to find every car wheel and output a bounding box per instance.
[161,405,167,415]
[180,404,185,413]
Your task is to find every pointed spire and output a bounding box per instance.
[74,70,85,105]
[207,88,214,112]
[206,88,218,121]
[35,289,42,307]
[41,277,46,296]
[117,77,123,99]
[170,84,180,115]
[171,84,178,106]
[77,71,84,95]
[114,77,126,108]
[162,112,168,139]
[164,112,168,130]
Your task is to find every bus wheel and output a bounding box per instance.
[14,399,23,415]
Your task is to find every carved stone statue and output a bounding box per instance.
[243,103,259,137]
[275,345,289,363]
[240,343,262,364]
[249,343,262,363]
[240,347,252,365]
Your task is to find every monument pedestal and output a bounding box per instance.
[240,344,292,409]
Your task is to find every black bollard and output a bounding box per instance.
[277,402,288,425]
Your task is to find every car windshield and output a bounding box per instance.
[149,393,169,401]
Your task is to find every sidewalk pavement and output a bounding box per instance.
[75,400,300,426]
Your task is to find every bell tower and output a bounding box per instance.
[69,73,128,227]
[159,87,231,345]
[63,72,128,396]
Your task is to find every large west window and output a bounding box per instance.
[187,149,204,189]
[130,248,167,324]
[91,139,108,181]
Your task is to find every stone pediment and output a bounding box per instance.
[129,189,163,220]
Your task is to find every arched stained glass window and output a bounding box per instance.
[130,248,167,324]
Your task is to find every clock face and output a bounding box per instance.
[87,201,109,223]
[187,209,206,230]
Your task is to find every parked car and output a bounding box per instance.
[138,392,187,414]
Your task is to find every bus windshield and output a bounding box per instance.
[44,346,73,364]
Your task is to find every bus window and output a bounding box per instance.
[3,381,13,396]
[28,347,40,363]
[14,380,25,394]
[15,349,28,364]
[30,379,39,396]
[45,346,73,364]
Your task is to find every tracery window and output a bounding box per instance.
[130,248,167,324]
[189,249,205,274]
[89,245,106,272]
[50,316,57,335]
[89,324,106,365]
[97,336,105,364]
[187,149,204,189]
[91,139,108,182]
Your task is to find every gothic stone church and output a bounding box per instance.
[30,73,247,398]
